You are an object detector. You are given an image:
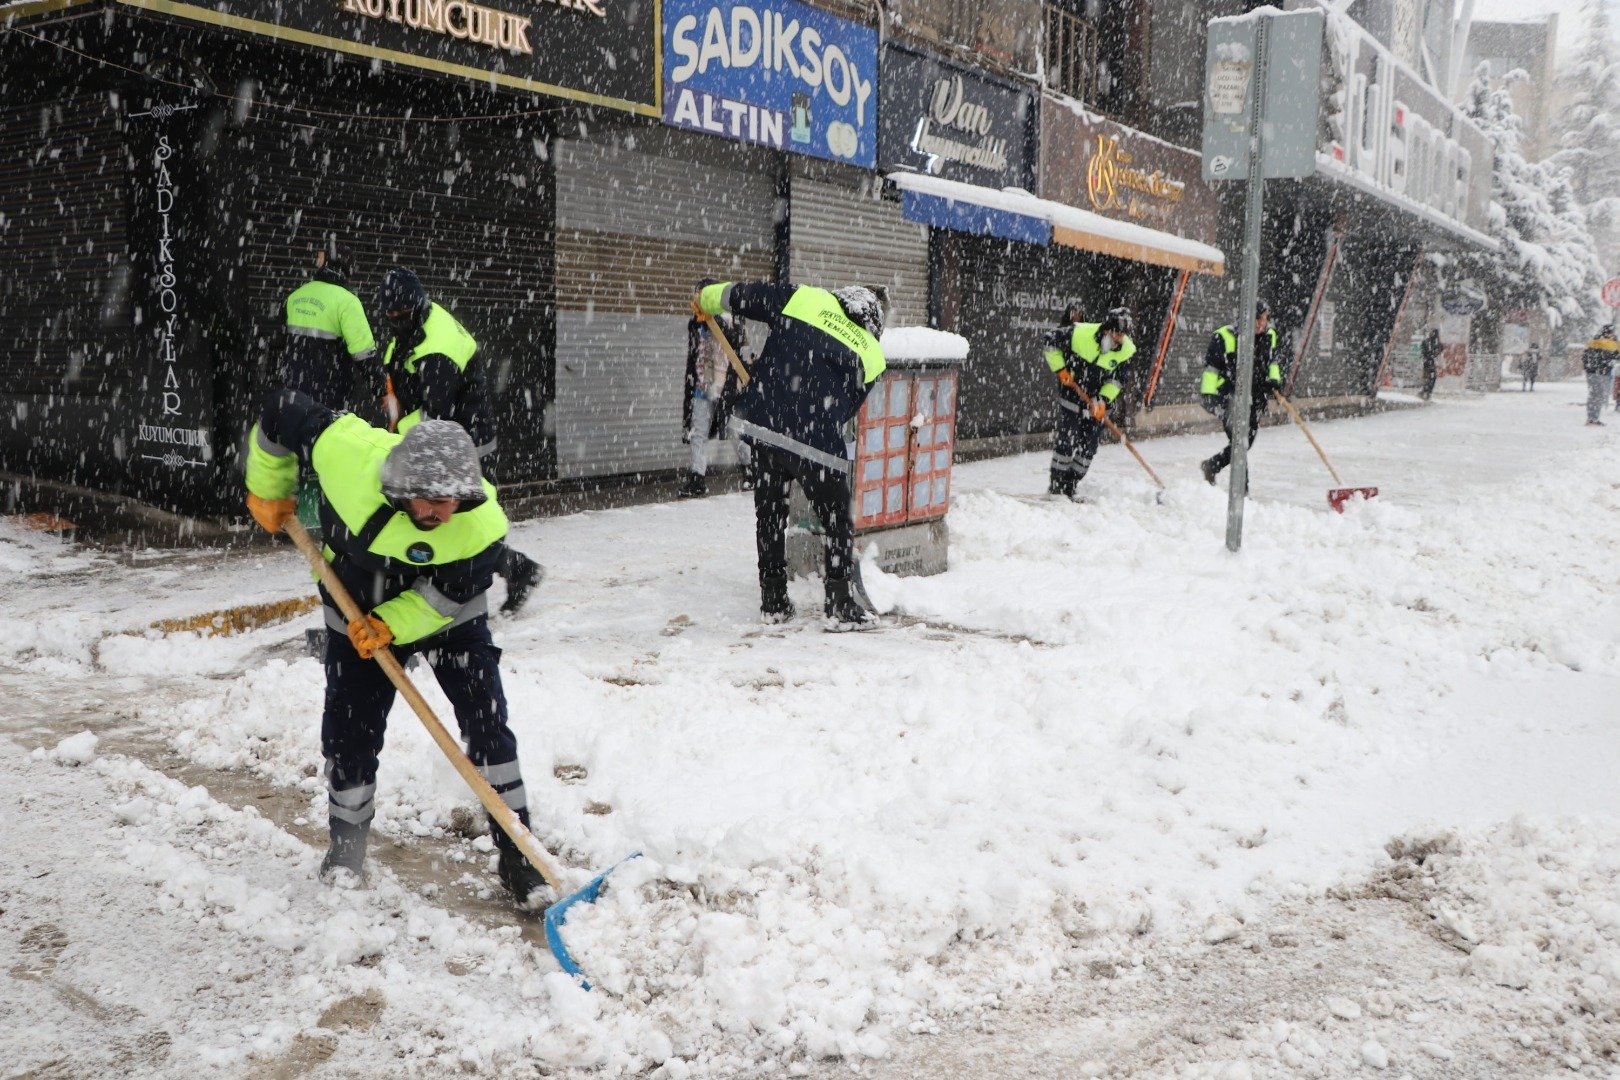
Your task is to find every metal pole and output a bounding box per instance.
[1225,14,1268,554]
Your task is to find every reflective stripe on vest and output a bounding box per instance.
[781,286,887,385]
[286,279,376,359]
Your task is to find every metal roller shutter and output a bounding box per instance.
[788,177,929,328]
[553,138,775,479]
[0,94,129,395]
[214,109,555,478]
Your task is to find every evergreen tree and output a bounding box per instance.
[1464,64,1607,328]
[1553,0,1620,267]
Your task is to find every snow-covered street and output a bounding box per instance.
[4,382,1619,1078]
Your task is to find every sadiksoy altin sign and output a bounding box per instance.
[662,0,877,166]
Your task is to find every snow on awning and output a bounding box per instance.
[889,172,1226,276]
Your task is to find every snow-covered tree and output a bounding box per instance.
[1553,0,1620,268]
[1463,64,1607,329]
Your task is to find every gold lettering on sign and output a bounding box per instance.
[1087,135,1185,212]
[340,0,589,52]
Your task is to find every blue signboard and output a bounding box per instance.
[663,0,877,166]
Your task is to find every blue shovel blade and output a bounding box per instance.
[543,851,641,990]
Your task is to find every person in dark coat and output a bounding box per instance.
[1521,342,1541,392]
[244,396,547,910]
[680,304,751,498]
[376,268,544,615]
[1420,328,1441,401]
[1584,324,1617,426]
[1199,301,1284,485]
[1041,306,1137,499]
[693,280,886,629]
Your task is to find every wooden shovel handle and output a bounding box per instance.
[695,305,751,387]
[282,518,566,893]
[1271,390,1343,485]
[1074,386,1165,491]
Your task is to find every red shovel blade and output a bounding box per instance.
[1328,487,1378,513]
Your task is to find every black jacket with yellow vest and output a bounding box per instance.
[245,390,507,646]
[697,282,886,472]
[1202,325,1283,403]
[383,302,496,454]
[1043,322,1137,409]
[1583,334,1618,376]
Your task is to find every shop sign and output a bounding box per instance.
[116,0,657,114]
[126,86,217,503]
[1039,100,1217,247]
[662,0,877,166]
[1440,280,1487,315]
[877,46,1032,190]
[1322,14,1491,234]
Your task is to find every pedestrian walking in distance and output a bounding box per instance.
[1521,342,1540,392]
[244,391,547,909]
[1200,301,1284,485]
[377,268,544,615]
[1419,328,1441,401]
[1583,324,1617,427]
[680,296,751,498]
[694,280,886,630]
[1042,305,1137,500]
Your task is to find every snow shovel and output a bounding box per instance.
[694,303,751,387]
[1071,382,1166,502]
[1270,390,1378,512]
[282,518,632,987]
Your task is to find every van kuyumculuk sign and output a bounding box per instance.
[663,0,877,166]
[877,45,1033,190]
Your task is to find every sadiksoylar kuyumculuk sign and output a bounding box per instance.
[661,0,877,166]
[107,0,659,114]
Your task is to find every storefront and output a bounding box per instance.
[1,0,657,514]
[901,91,1225,441]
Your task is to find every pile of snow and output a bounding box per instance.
[880,326,969,361]
[5,387,1618,1075]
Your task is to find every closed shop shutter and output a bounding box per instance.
[553,136,775,479]
[788,176,929,328]
[0,94,128,395]
[215,109,555,479]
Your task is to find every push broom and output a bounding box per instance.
[1271,389,1378,512]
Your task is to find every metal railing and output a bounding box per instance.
[1044,6,1098,103]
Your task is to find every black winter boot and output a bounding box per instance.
[497,847,549,912]
[676,472,708,499]
[1048,469,1068,496]
[760,573,795,623]
[319,818,370,883]
[1200,457,1220,486]
[493,809,549,911]
[823,577,875,631]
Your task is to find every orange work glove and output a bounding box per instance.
[1089,398,1108,421]
[346,615,394,659]
[1057,368,1078,392]
[690,297,704,319]
[246,493,297,534]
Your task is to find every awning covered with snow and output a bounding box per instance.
[888,172,1226,276]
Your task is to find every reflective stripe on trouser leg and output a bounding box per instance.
[324,757,377,826]
[1051,405,1084,476]
[476,758,528,813]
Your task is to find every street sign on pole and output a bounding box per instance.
[1602,278,1620,307]
[1202,10,1324,182]
[1201,7,1324,554]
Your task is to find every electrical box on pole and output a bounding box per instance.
[1201,7,1323,552]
